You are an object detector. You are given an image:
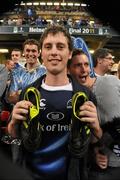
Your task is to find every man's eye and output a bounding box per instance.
[85,63,89,67]
[59,46,64,49]
[31,50,36,53]
[46,46,51,49]
[26,49,37,53]
[75,64,81,67]
[26,49,30,52]
[45,45,51,49]
[58,46,64,50]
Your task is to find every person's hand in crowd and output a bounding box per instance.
[94,147,108,169]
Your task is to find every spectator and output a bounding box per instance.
[35,15,43,26]
[6,39,46,165]
[11,48,23,69]
[93,48,114,76]
[7,39,46,104]
[0,61,14,159]
[8,25,102,180]
[0,60,14,106]
[16,15,23,26]
[68,48,120,180]
[1,60,15,111]
[0,64,8,98]
[110,63,119,77]
[117,61,120,79]
[5,60,15,83]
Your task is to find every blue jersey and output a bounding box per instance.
[19,75,96,180]
[9,66,46,92]
[24,83,73,180]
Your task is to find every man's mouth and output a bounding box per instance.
[49,59,61,61]
[79,75,87,82]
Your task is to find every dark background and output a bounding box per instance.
[84,0,119,33]
[0,0,21,15]
[0,0,119,33]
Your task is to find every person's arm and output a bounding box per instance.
[7,68,25,104]
[8,100,32,137]
[94,147,108,169]
[7,90,21,104]
[0,65,8,97]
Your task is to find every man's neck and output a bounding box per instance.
[94,67,104,76]
[45,72,69,86]
[26,62,39,71]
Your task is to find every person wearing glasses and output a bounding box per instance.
[93,48,114,76]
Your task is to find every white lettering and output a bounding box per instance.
[29,27,45,33]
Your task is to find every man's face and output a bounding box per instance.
[7,61,15,71]
[11,51,21,64]
[99,53,114,73]
[41,32,72,75]
[23,44,40,65]
[69,54,90,85]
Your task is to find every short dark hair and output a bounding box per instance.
[93,48,113,67]
[67,48,87,68]
[72,48,87,57]
[11,48,22,55]
[40,24,73,52]
[5,59,13,66]
[23,39,40,51]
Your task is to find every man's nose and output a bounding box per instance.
[28,50,34,56]
[111,59,115,64]
[51,46,58,55]
[81,65,86,71]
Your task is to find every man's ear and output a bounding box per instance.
[98,58,103,64]
[38,49,41,58]
[69,51,73,60]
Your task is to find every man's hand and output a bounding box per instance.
[8,100,32,137]
[79,101,102,140]
[95,147,108,169]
